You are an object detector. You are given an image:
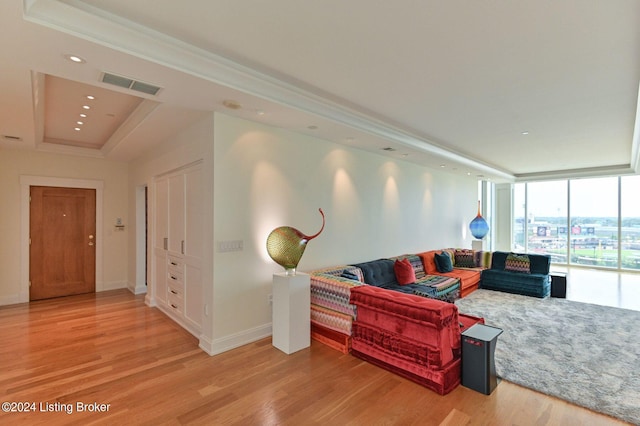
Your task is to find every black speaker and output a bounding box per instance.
[461,324,503,395]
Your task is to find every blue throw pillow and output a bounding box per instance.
[435,251,453,273]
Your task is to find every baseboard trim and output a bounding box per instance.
[0,293,26,306]
[98,280,127,291]
[127,281,148,295]
[202,323,273,356]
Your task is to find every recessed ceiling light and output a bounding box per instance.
[256,110,265,116]
[440,164,446,168]
[521,131,530,135]
[74,127,81,131]
[83,105,90,110]
[86,95,95,100]
[80,113,87,118]
[77,121,83,125]
[64,54,86,64]
[467,172,472,176]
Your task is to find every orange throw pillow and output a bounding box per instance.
[394,258,416,285]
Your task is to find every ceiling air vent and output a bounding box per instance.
[2,135,23,141]
[381,147,397,152]
[101,72,162,96]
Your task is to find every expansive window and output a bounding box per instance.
[513,183,525,251]
[621,175,640,270]
[513,176,640,271]
[569,177,618,267]
[527,181,567,262]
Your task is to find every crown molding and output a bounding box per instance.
[23,0,514,180]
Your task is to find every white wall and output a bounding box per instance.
[210,113,479,353]
[0,149,128,304]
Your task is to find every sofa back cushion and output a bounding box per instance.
[418,251,439,274]
[454,249,475,268]
[491,251,551,275]
[474,251,493,268]
[352,259,399,289]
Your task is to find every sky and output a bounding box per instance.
[514,175,640,218]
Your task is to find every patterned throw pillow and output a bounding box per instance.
[504,253,531,274]
[474,251,493,268]
[454,249,476,268]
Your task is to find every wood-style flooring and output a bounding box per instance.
[0,287,631,425]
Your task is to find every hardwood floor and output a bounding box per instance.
[0,289,630,425]
[558,266,640,312]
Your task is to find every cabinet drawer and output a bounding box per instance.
[167,255,184,273]
[167,283,183,299]
[167,293,183,314]
[167,270,183,286]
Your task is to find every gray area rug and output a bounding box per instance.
[455,290,640,425]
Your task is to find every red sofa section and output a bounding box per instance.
[349,285,483,394]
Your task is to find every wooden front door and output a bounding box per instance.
[30,186,96,300]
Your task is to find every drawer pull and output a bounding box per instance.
[170,290,178,295]
[170,304,178,309]
[170,261,178,266]
[170,275,177,280]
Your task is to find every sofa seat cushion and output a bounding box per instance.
[480,269,551,298]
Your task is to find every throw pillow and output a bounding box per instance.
[434,251,453,273]
[394,258,416,285]
[454,249,475,268]
[504,253,531,273]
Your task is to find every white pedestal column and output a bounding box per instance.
[472,240,486,251]
[272,272,310,354]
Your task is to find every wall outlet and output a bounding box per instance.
[268,294,273,305]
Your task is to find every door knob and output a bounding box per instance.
[88,241,94,246]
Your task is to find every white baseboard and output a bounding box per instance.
[98,280,127,291]
[202,323,273,356]
[127,281,148,295]
[0,293,26,306]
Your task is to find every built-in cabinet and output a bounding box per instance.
[152,162,203,336]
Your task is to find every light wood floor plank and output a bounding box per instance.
[0,289,629,425]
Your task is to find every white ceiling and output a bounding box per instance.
[1,0,639,182]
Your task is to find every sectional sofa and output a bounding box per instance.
[307,248,552,394]
[308,250,486,394]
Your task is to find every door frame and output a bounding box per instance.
[20,176,104,303]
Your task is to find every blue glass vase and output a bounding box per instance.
[469,202,489,239]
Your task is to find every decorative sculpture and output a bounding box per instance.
[266,208,325,275]
[469,201,489,239]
